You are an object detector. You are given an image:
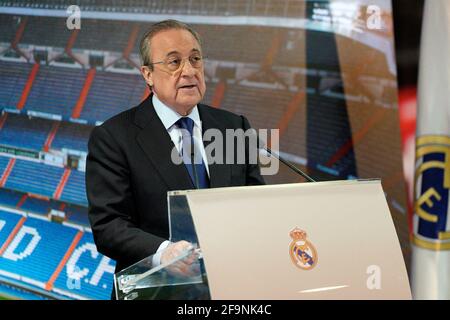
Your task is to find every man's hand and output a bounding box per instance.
[161,240,200,277]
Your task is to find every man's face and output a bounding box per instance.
[141,29,206,115]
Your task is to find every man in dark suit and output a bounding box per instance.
[86,20,264,289]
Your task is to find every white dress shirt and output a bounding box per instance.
[152,94,210,175]
[151,94,209,266]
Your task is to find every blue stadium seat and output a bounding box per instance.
[12,16,133,54]
[0,14,20,43]
[0,188,23,208]
[25,65,87,119]
[0,61,33,110]
[0,156,11,175]
[0,213,79,285]
[0,209,113,300]
[20,16,71,49]
[196,25,275,64]
[66,205,89,226]
[60,170,87,206]
[0,209,22,246]
[75,19,133,52]
[53,232,115,300]
[0,114,52,151]
[20,197,51,215]
[5,159,63,199]
[79,71,145,123]
[221,84,295,131]
[51,122,92,152]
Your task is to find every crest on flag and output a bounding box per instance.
[413,135,450,251]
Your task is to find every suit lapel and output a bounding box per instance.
[198,104,231,188]
[134,96,194,190]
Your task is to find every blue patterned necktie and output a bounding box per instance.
[176,117,210,189]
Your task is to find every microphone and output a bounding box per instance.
[262,146,316,182]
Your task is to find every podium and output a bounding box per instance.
[114,180,411,300]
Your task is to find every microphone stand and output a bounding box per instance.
[263,147,316,183]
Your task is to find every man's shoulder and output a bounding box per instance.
[88,105,141,147]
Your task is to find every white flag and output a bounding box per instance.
[411,0,450,300]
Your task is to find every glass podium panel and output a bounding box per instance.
[114,191,210,300]
[168,191,199,244]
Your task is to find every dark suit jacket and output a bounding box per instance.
[86,95,265,274]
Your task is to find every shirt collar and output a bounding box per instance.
[152,94,201,130]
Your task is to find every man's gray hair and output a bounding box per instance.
[139,19,202,69]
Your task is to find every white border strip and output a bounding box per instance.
[299,285,349,293]
[21,276,45,289]
[0,270,21,281]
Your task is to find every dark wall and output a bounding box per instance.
[393,0,424,88]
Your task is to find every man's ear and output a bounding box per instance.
[140,65,153,87]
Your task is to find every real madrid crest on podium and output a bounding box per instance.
[289,227,318,270]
